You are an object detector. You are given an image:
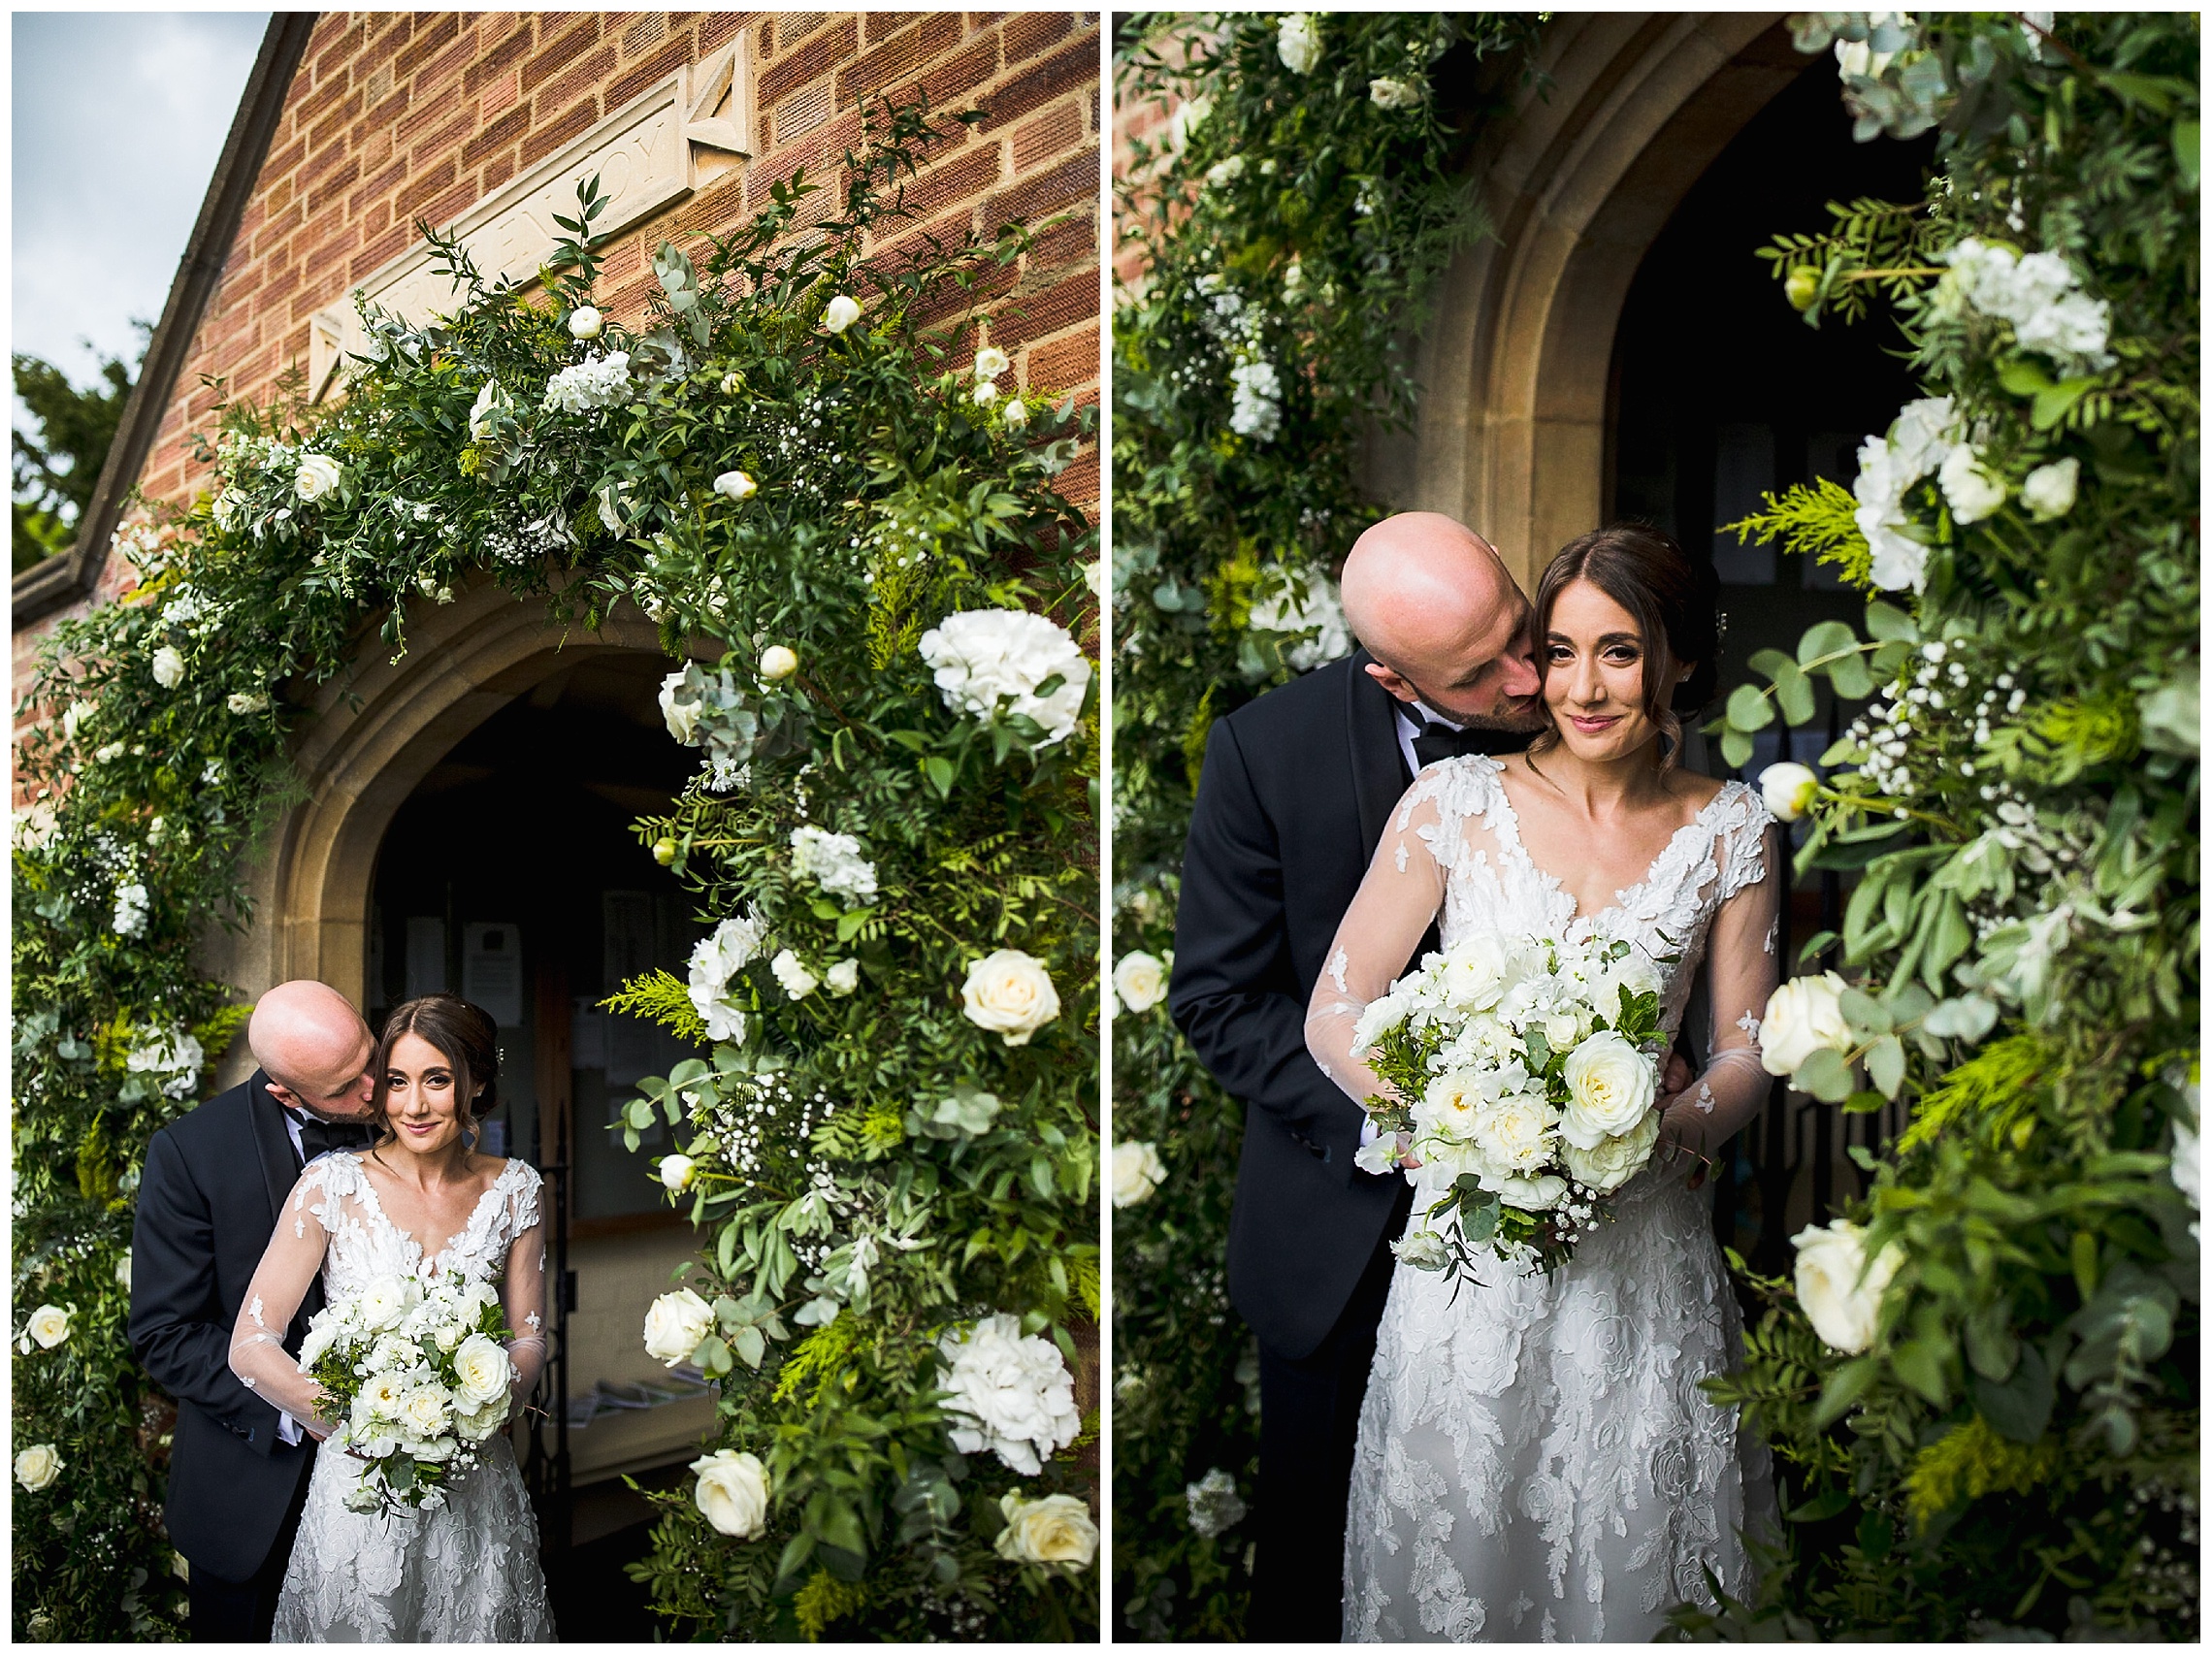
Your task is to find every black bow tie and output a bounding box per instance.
[290,1110,372,1164]
[1410,716,1526,769]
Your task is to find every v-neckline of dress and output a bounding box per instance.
[1485,766,1738,925]
[345,1154,512,1276]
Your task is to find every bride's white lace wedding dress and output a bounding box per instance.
[230,1152,557,1642]
[1308,756,1782,1642]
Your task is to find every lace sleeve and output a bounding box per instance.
[227,1166,338,1434]
[1661,809,1784,1164]
[502,1170,548,1408]
[1304,776,1451,1116]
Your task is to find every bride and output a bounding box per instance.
[1307,524,1780,1641]
[230,992,557,1641]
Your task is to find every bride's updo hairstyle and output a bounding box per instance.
[372,992,500,1151]
[1528,522,1720,769]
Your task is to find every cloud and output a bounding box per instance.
[12,13,269,389]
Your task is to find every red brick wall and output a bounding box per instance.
[16,12,1100,698]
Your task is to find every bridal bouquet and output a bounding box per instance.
[300,1274,517,1516]
[1350,930,1671,1277]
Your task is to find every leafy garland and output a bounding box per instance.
[1674,13,2199,1639]
[1108,14,1541,1639]
[12,99,1100,1642]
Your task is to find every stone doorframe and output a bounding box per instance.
[1372,13,1806,588]
[203,577,689,1034]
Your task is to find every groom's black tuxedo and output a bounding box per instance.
[129,1069,330,1636]
[1170,651,1528,1639]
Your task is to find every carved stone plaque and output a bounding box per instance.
[309,35,753,397]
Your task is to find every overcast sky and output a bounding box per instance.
[14,12,268,392]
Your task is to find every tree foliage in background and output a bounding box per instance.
[1109,14,1542,1639]
[1676,12,2198,1639]
[12,324,147,573]
[12,99,1098,1642]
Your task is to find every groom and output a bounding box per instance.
[1169,512,1549,1639]
[129,980,378,1641]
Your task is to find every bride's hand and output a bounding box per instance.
[1661,1049,1694,1097]
[1395,1130,1420,1170]
[1655,1098,1712,1190]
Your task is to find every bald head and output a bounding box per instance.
[249,980,377,1120]
[1341,513,1543,727]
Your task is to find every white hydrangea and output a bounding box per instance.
[687,909,766,1043]
[125,1027,206,1099]
[1247,564,1352,670]
[1186,1467,1250,1539]
[790,825,878,906]
[1228,360,1283,441]
[936,1313,1082,1476]
[1940,237,2114,373]
[1276,13,1319,73]
[113,882,149,939]
[542,351,634,414]
[1851,397,1955,592]
[918,608,1091,748]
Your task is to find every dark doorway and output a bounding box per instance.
[366,649,708,1634]
[1609,51,1937,1271]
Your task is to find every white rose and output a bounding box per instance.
[974,346,1010,381]
[150,646,185,689]
[2021,456,2079,521]
[1492,1172,1570,1212]
[821,294,862,334]
[293,453,343,501]
[1760,761,1820,822]
[1938,443,2006,524]
[760,644,799,680]
[1560,1107,1661,1193]
[1559,1030,1658,1149]
[115,1249,132,1292]
[643,1287,716,1367]
[1468,1090,1563,1175]
[691,1448,771,1538]
[658,668,702,744]
[1390,1225,1450,1270]
[1369,77,1423,110]
[1349,990,1409,1055]
[1112,950,1167,1014]
[362,1371,409,1419]
[456,1397,508,1442]
[712,470,758,502]
[450,1334,512,1409]
[1111,1141,1167,1208]
[1276,12,1320,73]
[397,1382,453,1439]
[769,950,819,1000]
[357,1275,419,1333]
[659,1153,696,1191]
[23,1304,71,1350]
[15,1444,61,1492]
[960,949,1060,1045]
[1792,1219,1904,1354]
[972,379,1000,408]
[1436,934,1513,1013]
[1002,397,1029,431]
[568,306,603,340]
[995,1491,1097,1568]
[1760,972,1853,1079]
[824,958,861,996]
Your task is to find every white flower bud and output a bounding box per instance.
[822,294,862,334]
[568,306,603,340]
[658,1154,695,1192]
[150,647,185,690]
[712,470,758,502]
[1759,762,1819,822]
[760,645,798,681]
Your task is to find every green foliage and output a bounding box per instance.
[12,324,146,572]
[13,93,1095,1641]
[1675,13,2199,1641]
[1723,476,1873,589]
[1110,13,1544,1639]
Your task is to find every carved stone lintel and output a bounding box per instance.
[309,34,754,399]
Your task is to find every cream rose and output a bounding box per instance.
[451,1334,512,1409]
[643,1287,716,1366]
[568,305,603,340]
[151,646,185,690]
[995,1491,1098,1568]
[1468,1090,1562,1175]
[398,1383,453,1438]
[822,294,862,334]
[1759,762,1819,823]
[1560,1030,1657,1149]
[692,1447,771,1538]
[1792,1219,1904,1354]
[1390,1226,1451,1270]
[1492,1172,1570,1211]
[1112,950,1167,1014]
[960,949,1060,1045]
[1437,933,1513,1012]
[1760,972,1853,1079]
[15,1444,61,1492]
[293,453,343,502]
[456,1397,508,1443]
[23,1304,71,1350]
[1111,1141,1166,1208]
[1560,1107,1660,1193]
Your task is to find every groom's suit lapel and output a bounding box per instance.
[1346,649,1413,862]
